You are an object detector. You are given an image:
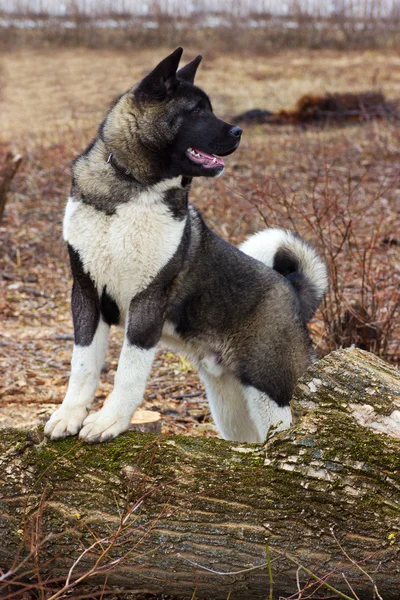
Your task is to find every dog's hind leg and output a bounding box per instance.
[243,386,292,442]
[199,367,261,443]
[45,247,110,439]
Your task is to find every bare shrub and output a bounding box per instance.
[233,160,400,363]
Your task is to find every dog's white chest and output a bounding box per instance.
[64,180,185,321]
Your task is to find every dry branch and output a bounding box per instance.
[1,348,400,599]
[0,152,22,224]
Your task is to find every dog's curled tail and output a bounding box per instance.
[240,228,328,322]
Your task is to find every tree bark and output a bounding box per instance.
[1,348,399,599]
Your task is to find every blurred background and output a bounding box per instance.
[0,0,399,434]
[1,1,400,51]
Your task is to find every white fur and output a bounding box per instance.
[44,319,110,439]
[240,228,328,299]
[200,353,224,377]
[244,387,292,440]
[79,343,156,442]
[161,320,185,352]
[64,177,186,324]
[199,368,261,442]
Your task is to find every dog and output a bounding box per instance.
[45,48,327,444]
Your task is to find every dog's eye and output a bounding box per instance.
[192,108,203,117]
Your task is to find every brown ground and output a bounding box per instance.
[1,47,400,435]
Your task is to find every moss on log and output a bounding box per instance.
[1,348,400,599]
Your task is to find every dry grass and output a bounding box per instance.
[1,47,399,435]
[3,48,400,144]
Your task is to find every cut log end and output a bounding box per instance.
[129,409,162,434]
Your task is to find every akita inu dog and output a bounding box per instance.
[45,48,327,444]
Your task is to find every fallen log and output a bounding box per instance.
[1,348,400,599]
[234,91,400,125]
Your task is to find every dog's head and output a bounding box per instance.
[101,48,242,182]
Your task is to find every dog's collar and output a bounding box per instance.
[107,153,139,184]
[107,152,191,189]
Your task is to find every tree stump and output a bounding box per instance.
[0,348,399,599]
[129,409,162,434]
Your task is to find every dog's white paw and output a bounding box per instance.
[79,405,131,443]
[44,405,88,439]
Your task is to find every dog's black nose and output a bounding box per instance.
[230,126,242,139]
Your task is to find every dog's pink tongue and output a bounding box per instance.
[194,148,224,167]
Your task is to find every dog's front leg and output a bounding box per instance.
[79,289,163,443]
[45,247,109,439]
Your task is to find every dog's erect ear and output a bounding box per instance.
[135,47,183,101]
[177,55,202,84]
